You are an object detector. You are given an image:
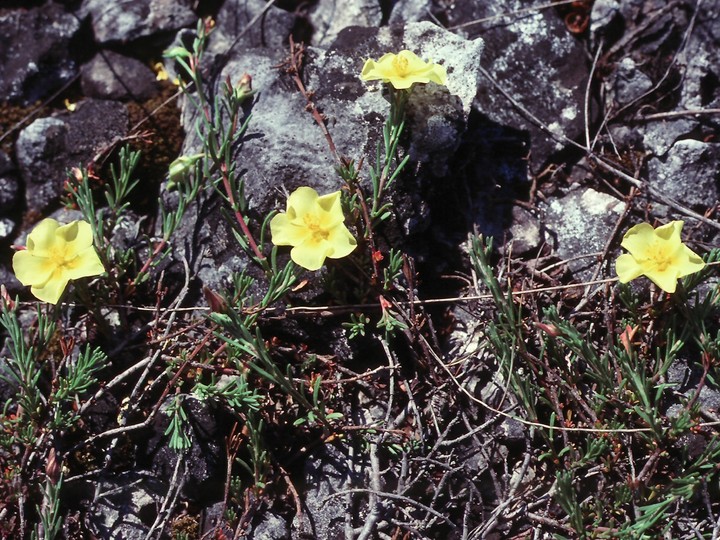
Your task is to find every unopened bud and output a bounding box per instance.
[46,448,61,484]
[535,322,561,338]
[163,46,191,60]
[233,73,253,102]
[167,153,204,189]
[0,285,14,310]
[203,286,227,314]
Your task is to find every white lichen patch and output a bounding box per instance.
[403,22,484,115]
[561,106,578,121]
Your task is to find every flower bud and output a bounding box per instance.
[46,448,61,485]
[163,46,191,60]
[167,153,204,189]
[233,73,253,102]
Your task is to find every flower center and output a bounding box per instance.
[644,241,673,272]
[49,244,71,269]
[392,55,410,76]
[303,214,329,242]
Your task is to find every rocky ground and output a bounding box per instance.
[1,0,720,538]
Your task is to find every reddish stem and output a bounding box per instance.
[220,162,264,260]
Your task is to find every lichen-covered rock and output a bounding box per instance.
[389,0,435,25]
[612,57,653,106]
[295,443,358,539]
[679,2,720,110]
[446,1,588,169]
[506,206,544,255]
[87,473,164,540]
[648,140,720,209]
[0,2,81,104]
[16,100,128,214]
[143,396,225,501]
[0,151,19,216]
[83,0,196,44]
[307,0,383,46]
[205,0,297,60]
[542,186,626,278]
[594,1,713,159]
[169,21,483,290]
[81,50,159,101]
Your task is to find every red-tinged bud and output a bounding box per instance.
[233,73,253,102]
[46,448,61,485]
[0,285,14,310]
[70,167,83,182]
[619,324,639,354]
[203,286,227,314]
[535,322,561,337]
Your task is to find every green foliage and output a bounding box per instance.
[193,374,261,412]
[32,476,63,540]
[471,234,720,537]
[4,11,719,539]
[163,395,192,452]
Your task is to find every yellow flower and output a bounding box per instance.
[615,221,705,293]
[360,50,447,90]
[12,219,105,304]
[270,187,357,271]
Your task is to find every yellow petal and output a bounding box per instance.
[360,58,380,81]
[619,222,656,257]
[615,253,644,283]
[290,241,330,271]
[26,219,61,256]
[270,213,310,246]
[644,267,679,294]
[654,220,684,242]
[428,63,448,86]
[316,190,341,212]
[12,250,55,286]
[399,50,426,70]
[676,245,706,277]
[58,221,96,257]
[359,51,446,89]
[316,191,344,228]
[286,187,320,222]
[325,225,357,259]
[31,274,70,305]
[65,247,105,280]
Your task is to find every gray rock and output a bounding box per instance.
[506,206,544,256]
[84,0,196,44]
[667,357,720,414]
[613,57,653,106]
[447,1,588,169]
[0,3,81,104]
[542,186,626,279]
[307,0,383,46]
[296,444,357,539]
[389,0,435,25]
[169,21,483,287]
[249,512,290,540]
[87,473,164,540]
[680,2,720,110]
[81,50,159,101]
[0,152,20,215]
[639,118,697,157]
[16,99,128,214]
[0,218,15,240]
[590,0,622,39]
[205,0,297,61]
[145,396,224,501]
[648,140,720,208]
